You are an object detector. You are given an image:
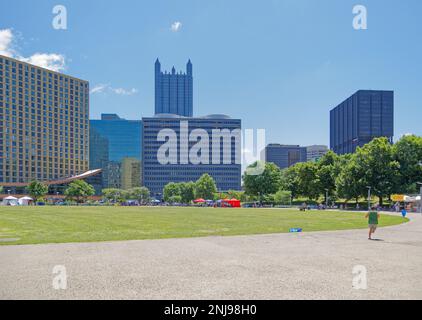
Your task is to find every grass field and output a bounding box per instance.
[0,206,408,245]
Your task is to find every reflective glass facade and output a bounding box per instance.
[142,115,241,197]
[330,90,394,154]
[89,114,142,191]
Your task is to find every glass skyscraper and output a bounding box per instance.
[0,54,89,185]
[89,114,142,191]
[155,59,193,117]
[142,114,241,198]
[330,90,394,155]
[262,144,307,170]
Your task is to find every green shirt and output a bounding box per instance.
[368,211,379,225]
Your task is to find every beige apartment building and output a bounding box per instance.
[0,54,89,185]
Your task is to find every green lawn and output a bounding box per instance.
[0,206,408,245]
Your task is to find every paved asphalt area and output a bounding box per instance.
[0,212,421,300]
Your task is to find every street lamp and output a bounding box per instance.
[417,182,422,214]
[366,186,372,210]
[325,188,329,209]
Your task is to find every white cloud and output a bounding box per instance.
[90,84,138,96]
[0,28,66,72]
[90,84,108,94]
[0,29,15,57]
[112,87,138,95]
[170,21,182,32]
[20,53,66,72]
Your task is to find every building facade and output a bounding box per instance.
[0,54,89,185]
[330,90,394,155]
[89,114,142,191]
[142,114,241,197]
[306,145,328,162]
[262,144,307,170]
[155,59,193,117]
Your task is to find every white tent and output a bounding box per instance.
[404,195,421,203]
[18,196,33,206]
[2,196,19,206]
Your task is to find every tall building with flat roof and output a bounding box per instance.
[330,90,394,155]
[262,144,307,170]
[0,54,89,184]
[142,114,241,197]
[89,114,142,191]
[155,59,193,117]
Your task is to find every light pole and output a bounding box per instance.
[417,182,422,214]
[325,188,329,209]
[366,186,372,210]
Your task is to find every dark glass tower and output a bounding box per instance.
[155,59,193,117]
[330,90,394,155]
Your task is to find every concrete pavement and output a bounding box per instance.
[0,212,421,300]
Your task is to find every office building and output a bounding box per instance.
[89,114,142,191]
[155,59,193,117]
[306,145,328,162]
[330,90,394,155]
[142,114,241,197]
[262,144,307,170]
[121,157,141,190]
[0,54,89,185]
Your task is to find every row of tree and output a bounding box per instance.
[163,173,217,203]
[102,187,150,204]
[24,179,96,203]
[244,135,422,205]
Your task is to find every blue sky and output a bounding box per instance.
[1,0,421,146]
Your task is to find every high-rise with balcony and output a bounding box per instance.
[155,59,193,117]
[330,90,394,155]
[0,54,89,185]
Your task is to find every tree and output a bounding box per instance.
[194,174,217,200]
[0,186,3,194]
[243,162,281,200]
[64,180,95,203]
[273,190,292,205]
[227,190,245,201]
[280,167,300,201]
[168,195,182,204]
[179,182,196,204]
[355,137,400,205]
[292,161,320,200]
[129,187,150,204]
[163,182,181,202]
[335,154,366,204]
[316,151,339,203]
[393,135,422,193]
[27,181,49,203]
[102,188,124,203]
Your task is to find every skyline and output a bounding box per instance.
[1,0,421,148]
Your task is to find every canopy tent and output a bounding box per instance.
[222,199,241,208]
[18,196,34,206]
[193,198,206,203]
[4,196,18,200]
[404,195,421,203]
[2,196,19,206]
